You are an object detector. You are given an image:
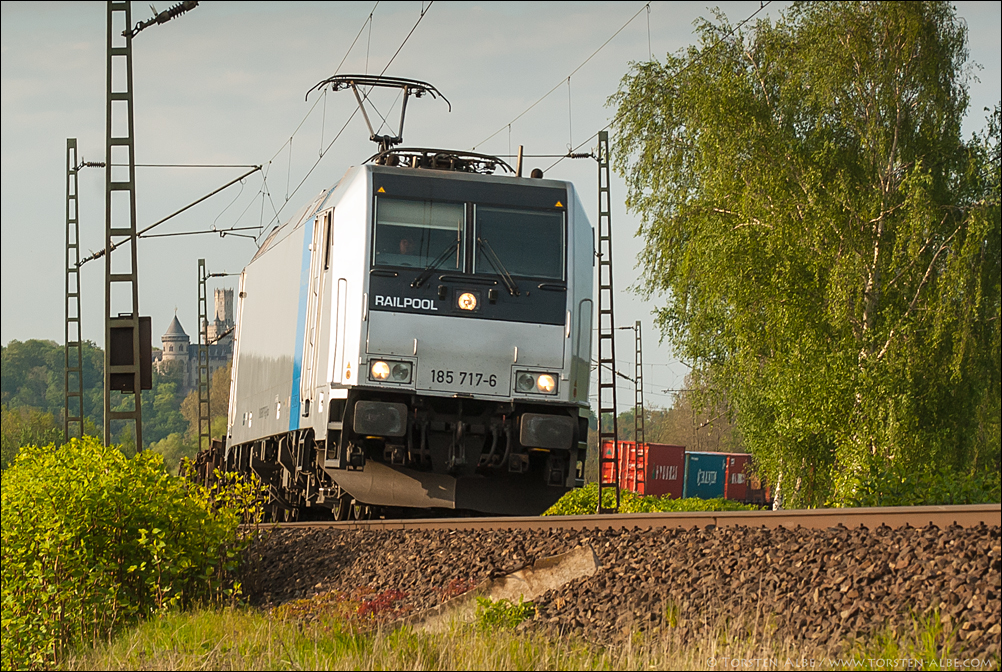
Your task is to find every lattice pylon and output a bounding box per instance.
[65,138,85,442]
[104,0,143,448]
[197,259,211,454]
[596,130,620,513]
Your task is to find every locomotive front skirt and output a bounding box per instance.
[225,163,594,516]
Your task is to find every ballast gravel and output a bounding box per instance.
[243,521,1000,660]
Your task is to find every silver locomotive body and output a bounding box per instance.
[226,164,593,516]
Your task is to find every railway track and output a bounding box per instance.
[252,503,1000,657]
[275,502,1000,532]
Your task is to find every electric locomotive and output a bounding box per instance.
[222,77,594,518]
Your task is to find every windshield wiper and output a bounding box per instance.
[477,237,520,296]
[411,240,461,288]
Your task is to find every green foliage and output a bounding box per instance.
[147,432,198,475]
[601,374,745,452]
[611,2,1001,506]
[1,339,212,451]
[140,377,188,445]
[1,339,104,430]
[474,597,535,631]
[834,463,1002,508]
[1,404,63,471]
[66,606,639,671]
[180,361,232,443]
[543,482,760,516]
[1,437,262,670]
[847,610,956,669]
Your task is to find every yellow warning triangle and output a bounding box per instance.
[555,200,564,208]
[377,186,386,193]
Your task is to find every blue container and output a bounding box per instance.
[683,452,727,499]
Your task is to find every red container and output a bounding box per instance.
[642,443,685,498]
[600,440,631,488]
[723,453,751,501]
[600,441,685,499]
[747,474,770,506]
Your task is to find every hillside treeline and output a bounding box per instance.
[1,339,230,471]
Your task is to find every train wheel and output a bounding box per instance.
[350,499,370,520]
[268,502,286,523]
[333,495,351,521]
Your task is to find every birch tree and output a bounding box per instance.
[611,1,1000,505]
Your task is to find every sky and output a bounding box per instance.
[2,1,999,414]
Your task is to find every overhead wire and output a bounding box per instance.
[113,6,384,253]
[108,163,261,168]
[543,0,772,172]
[236,1,380,244]
[213,174,246,228]
[77,166,262,266]
[472,2,651,151]
[365,5,373,74]
[263,2,379,168]
[353,0,433,135]
[140,226,261,240]
[226,174,273,232]
[566,77,573,151]
[261,2,434,232]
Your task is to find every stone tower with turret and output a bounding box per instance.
[158,315,193,388]
[206,288,234,346]
[161,315,190,361]
[154,291,235,395]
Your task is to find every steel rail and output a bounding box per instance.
[276,503,1000,533]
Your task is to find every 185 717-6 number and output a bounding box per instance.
[430,369,497,388]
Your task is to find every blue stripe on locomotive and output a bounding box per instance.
[289,190,339,430]
[288,221,312,431]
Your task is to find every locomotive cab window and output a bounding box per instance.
[474,206,565,280]
[373,198,464,270]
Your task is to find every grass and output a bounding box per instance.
[64,607,605,670]
[59,587,998,671]
[56,603,959,671]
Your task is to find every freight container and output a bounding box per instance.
[599,439,627,487]
[642,443,685,498]
[745,472,770,506]
[600,441,685,498]
[683,452,727,499]
[603,440,634,492]
[723,453,751,501]
[600,440,638,494]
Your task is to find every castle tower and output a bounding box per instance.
[207,288,234,346]
[214,287,233,324]
[161,315,190,360]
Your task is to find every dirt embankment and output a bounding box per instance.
[244,522,1000,660]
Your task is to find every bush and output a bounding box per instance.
[543,482,761,516]
[1,405,63,472]
[833,463,1002,508]
[147,431,197,475]
[475,597,535,630]
[1,437,260,670]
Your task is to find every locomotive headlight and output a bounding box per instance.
[370,359,412,383]
[536,374,557,394]
[515,370,558,395]
[457,292,478,311]
[370,360,391,380]
[515,372,536,392]
[391,362,412,382]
